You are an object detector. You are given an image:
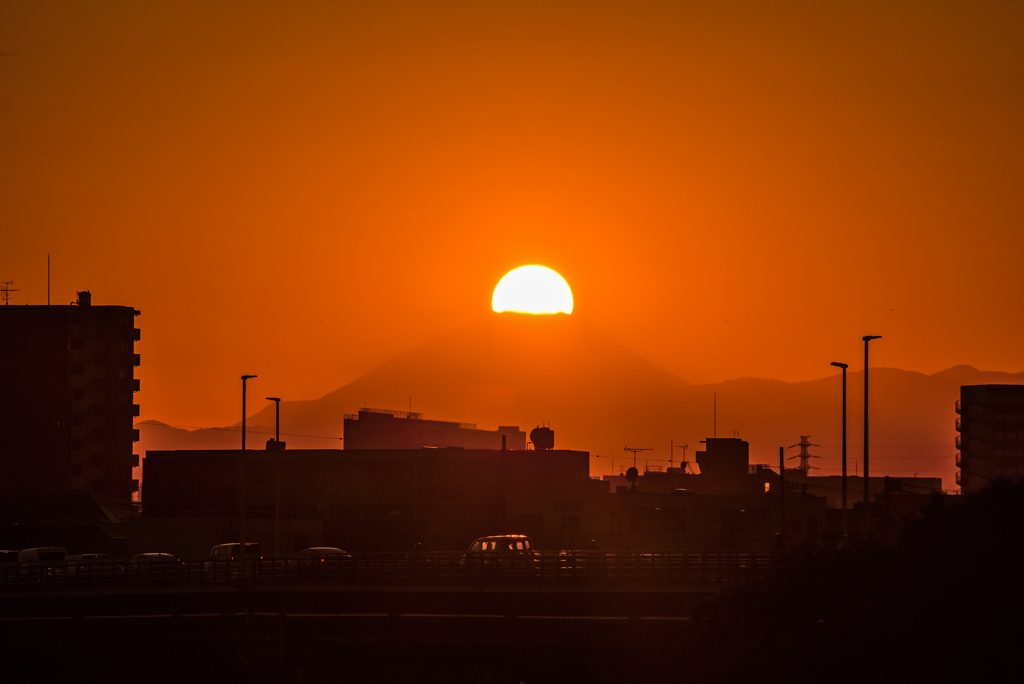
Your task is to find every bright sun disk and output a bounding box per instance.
[492,265,574,315]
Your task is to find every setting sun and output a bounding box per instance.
[492,265,574,315]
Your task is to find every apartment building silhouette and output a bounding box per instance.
[0,291,140,508]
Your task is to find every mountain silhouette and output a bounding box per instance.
[137,315,1024,489]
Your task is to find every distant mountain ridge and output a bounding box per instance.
[136,315,1024,490]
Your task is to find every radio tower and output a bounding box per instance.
[787,435,820,473]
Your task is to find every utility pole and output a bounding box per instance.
[779,446,786,547]
[831,362,849,539]
[863,335,881,538]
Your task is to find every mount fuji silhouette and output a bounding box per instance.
[138,313,1024,488]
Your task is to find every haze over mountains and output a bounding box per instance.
[137,314,1024,489]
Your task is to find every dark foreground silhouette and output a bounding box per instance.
[4,482,1021,683]
[682,479,1024,684]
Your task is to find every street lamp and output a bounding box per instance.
[862,336,881,536]
[830,361,849,539]
[266,397,282,555]
[239,374,256,569]
[266,397,281,442]
[241,375,257,450]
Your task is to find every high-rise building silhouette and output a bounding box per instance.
[956,384,1024,494]
[0,291,140,507]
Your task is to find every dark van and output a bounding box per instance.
[206,543,262,580]
[18,547,67,564]
[461,535,538,578]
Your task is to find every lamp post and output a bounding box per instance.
[239,374,256,568]
[241,375,257,450]
[266,397,281,556]
[778,446,785,546]
[862,336,881,537]
[266,397,281,442]
[830,361,849,539]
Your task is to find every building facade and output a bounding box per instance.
[0,291,140,506]
[957,384,1024,494]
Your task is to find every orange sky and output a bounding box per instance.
[2,1,1022,431]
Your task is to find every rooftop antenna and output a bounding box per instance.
[1,281,17,305]
[623,445,651,488]
[624,445,652,467]
[671,441,688,468]
[713,392,717,438]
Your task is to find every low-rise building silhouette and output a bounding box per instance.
[601,436,941,546]
[139,446,596,555]
[608,438,776,496]
[137,434,835,555]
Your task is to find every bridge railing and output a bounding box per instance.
[0,550,775,592]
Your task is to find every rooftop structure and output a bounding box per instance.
[343,407,526,450]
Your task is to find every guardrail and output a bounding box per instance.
[0,550,775,592]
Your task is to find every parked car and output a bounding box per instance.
[61,553,114,579]
[209,542,261,559]
[294,546,354,580]
[461,535,539,577]
[129,553,181,581]
[205,542,262,580]
[131,552,179,563]
[297,546,352,562]
[0,550,19,580]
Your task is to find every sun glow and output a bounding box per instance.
[492,265,574,314]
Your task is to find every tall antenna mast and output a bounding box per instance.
[1,281,18,305]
